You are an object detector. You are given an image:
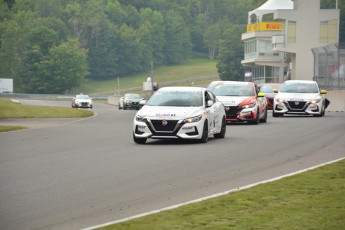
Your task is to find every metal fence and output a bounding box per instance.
[312,43,345,90]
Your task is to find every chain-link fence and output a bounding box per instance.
[312,43,345,90]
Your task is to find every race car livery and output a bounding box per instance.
[273,80,328,117]
[133,87,226,144]
[209,81,268,124]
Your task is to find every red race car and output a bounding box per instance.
[210,81,268,124]
[259,83,282,110]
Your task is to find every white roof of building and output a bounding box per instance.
[248,0,294,22]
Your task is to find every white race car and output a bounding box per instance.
[273,80,328,117]
[71,94,93,109]
[133,87,226,144]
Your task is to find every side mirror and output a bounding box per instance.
[258,92,265,97]
[273,89,279,93]
[139,100,147,106]
[206,100,214,107]
[320,89,327,94]
[120,97,124,100]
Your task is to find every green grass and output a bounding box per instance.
[72,59,219,94]
[0,99,93,118]
[100,159,345,230]
[0,98,93,131]
[0,125,27,132]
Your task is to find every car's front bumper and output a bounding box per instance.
[124,102,140,109]
[224,106,258,122]
[133,118,204,140]
[274,100,322,115]
[75,102,92,108]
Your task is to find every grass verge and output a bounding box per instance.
[0,98,93,132]
[0,126,28,132]
[0,99,93,118]
[100,159,345,230]
[71,59,218,94]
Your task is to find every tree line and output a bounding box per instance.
[0,0,343,93]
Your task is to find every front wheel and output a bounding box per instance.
[260,107,267,123]
[133,133,147,144]
[199,121,209,143]
[250,109,260,125]
[272,110,280,117]
[315,104,325,117]
[214,116,226,139]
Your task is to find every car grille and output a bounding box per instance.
[225,106,241,119]
[81,102,89,106]
[150,120,179,132]
[287,101,307,110]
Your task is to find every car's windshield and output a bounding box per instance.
[125,94,141,99]
[76,95,90,99]
[260,85,281,93]
[280,82,319,93]
[213,84,255,96]
[147,90,203,107]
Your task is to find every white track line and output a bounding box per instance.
[82,157,345,230]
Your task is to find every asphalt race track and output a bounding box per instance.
[1,100,345,230]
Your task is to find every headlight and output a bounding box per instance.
[275,98,285,104]
[184,115,202,123]
[242,102,256,109]
[135,115,147,122]
[309,98,321,104]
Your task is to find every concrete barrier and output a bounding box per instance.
[325,90,345,112]
[108,95,121,106]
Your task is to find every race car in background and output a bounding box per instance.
[210,81,268,124]
[259,83,282,110]
[273,80,329,117]
[72,94,93,109]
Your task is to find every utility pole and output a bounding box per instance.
[151,60,154,95]
[117,77,120,95]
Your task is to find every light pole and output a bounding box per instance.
[150,60,154,95]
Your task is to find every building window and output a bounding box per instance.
[244,39,257,59]
[320,20,338,44]
[287,21,296,43]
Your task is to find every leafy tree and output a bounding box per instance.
[117,23,144,75]
[0,10,37,92]
[163,10,192,64]
[32,38,89,93]
[2,0,342,93]
[217,24,246,81]
[138,8,165,66]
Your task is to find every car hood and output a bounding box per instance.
[263,93,277,99]
[125,98,142,102]
[275,92,321,101]
[137,106,204,120]
[216,96,256,106]
[75,99,92,103]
